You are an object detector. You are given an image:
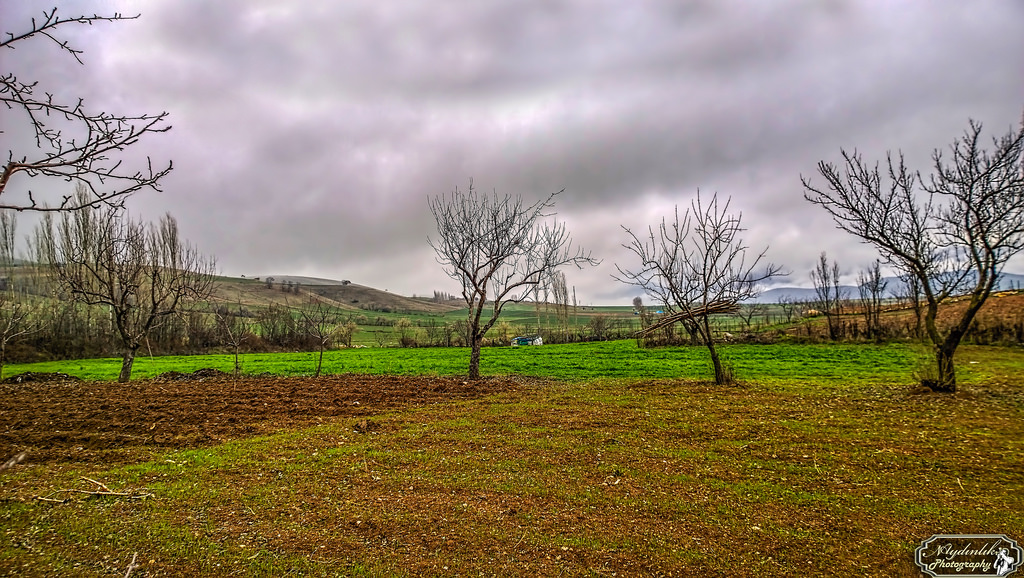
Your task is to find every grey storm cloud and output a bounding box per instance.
[2,0,1023,303]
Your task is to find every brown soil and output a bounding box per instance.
[0,372,520,466]
[0,372,81,384]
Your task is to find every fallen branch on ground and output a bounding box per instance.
[124,552,140,578]
[34,477,154,503]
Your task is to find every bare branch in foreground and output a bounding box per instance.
[2,8,172,211]
[34,477,155,503]
[124,552,140,578]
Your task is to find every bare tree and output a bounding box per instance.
[551,270,571,339]
[441,322,457,347]
[587,315,610,341]
[393,317,416,348]
[810,252,848,340]
[856,260,888,340]
[777,295,799,324]
[37,188,215,382]
[255,302,296,347]
[616,192,784,385]
[572,287,579,327]
[428,181,596,379]
[2,8,172,211]
[213,300,252,378]
[736,302,768,332]
[300,297,337,377]
[803,116,1024,392]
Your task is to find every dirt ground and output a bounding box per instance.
[0,371,520,466]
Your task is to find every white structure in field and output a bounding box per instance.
[511,335,543,346]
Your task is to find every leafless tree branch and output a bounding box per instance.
[615,191,784,384]
[1,8,171,211]
[429,180,597,378]
[35,185,215,382]
[803,115,1024,391]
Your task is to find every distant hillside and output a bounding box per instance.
[752,287,832,304]
[301,283,460,314]
[255,275,351,286]
[753,272,1024,304]
[211,275,461,314]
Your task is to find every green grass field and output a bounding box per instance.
[6,340,932,385]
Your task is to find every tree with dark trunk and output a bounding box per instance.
[616,192,784,385]
[1,8,172,211]
[37,187,215,382]
[428,181,596,379]
[551,270,571,340]
[803,116,1024,392]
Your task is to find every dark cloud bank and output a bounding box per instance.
[3,0,1022,303]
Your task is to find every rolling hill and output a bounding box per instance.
[210,275,462,314]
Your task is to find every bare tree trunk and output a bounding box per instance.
[702,316,728,385]
[918,290,960,392]
[709,344,726,385]
[912,297,923,339]
[315,344,325,378]
[118,347,137,383]
[933,344,957,393]
[468,335,482,379]
[927,291,988,392]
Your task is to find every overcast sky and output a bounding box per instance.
[3,0,1023,304]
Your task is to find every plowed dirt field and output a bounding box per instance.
[0,371,520,466]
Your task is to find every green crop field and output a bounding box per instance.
[6,340,934,385]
